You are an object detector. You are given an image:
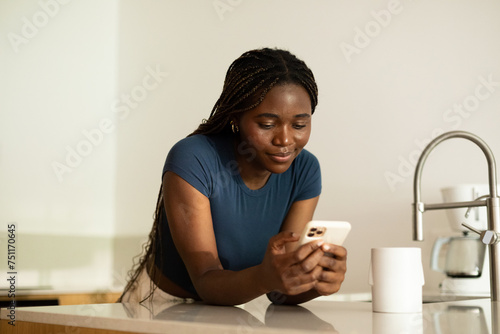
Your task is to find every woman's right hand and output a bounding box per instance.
[260,231,326,296]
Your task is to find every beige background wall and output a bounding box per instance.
[1,0,500,294]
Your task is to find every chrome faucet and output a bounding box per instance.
[412,130,500,302]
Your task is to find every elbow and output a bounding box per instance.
[266,291,300,305]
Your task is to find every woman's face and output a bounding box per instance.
[234,83,312,180]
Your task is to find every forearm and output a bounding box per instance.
[193,265,269,306]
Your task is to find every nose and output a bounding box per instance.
[272,125,292,147]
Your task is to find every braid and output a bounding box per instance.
[189,48,318,136]
[118,185,163,303]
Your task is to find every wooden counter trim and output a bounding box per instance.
[0,292,122,306]
[0,319,137,334]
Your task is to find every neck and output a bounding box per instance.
[233,139,271,190]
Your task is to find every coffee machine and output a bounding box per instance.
[430,184,490,296]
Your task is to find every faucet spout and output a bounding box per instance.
[411,130,500,302]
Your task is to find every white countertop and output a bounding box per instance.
[1,294,499,333]
[0,286,123,297]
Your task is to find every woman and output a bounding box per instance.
[119,48,347,306]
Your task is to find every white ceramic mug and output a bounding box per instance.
[369,247,425,313]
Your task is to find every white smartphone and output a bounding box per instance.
[296,220,351,248]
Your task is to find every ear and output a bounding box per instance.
[230,113,242,129]
[230,115,240,126]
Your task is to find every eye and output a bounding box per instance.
[259,123,274,129]
[292,123,307,130]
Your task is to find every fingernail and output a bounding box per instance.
[322,244,330,252]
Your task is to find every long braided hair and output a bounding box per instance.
[118,48,318,302]
[190,48,318,136]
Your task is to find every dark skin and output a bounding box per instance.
[159,84,347,305]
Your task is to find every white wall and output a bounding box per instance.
[2,0,500,293]
[0,0,118,289]
[0,0,117,236]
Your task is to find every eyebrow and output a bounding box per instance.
[255,113,311,119]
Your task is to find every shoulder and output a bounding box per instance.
[285,149,321,200]
[288,148,321,192]
[163,134,231,178]
[166,134,224,163]
[170,134,216,154]
[297,148,318,162]
[163,134,230,196]
[293,148,320,172]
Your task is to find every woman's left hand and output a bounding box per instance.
[314,244,347,296]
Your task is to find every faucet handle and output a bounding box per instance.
[462,223,500,245]
[464,194,490,219]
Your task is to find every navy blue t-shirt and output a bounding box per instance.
[155,133,321,296]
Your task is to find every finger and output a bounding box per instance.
[269,231,300,253]
[321,244,347,260]
[287,281,317,295]
[318,269,344,283]
[294,240,325,262]
[298,247,326,273]
[285,260,323,280]
[315,279,343,296]
[283,266,323,294]
[314,270,345,296]
[318,254,347,273]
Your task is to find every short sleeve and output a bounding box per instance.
[292,149,322,202]
[162,136,217,198]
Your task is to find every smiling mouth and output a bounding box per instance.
[269,151,294,163]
